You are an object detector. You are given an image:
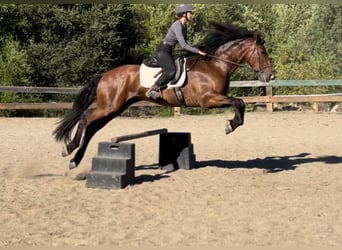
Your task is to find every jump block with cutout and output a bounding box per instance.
[86,130,195,189]
[86,142,135,189]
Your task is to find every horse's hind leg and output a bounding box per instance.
[226,97,245,134]
[62,112,88,157]
[68,110,115,169]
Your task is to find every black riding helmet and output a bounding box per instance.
[176,4,194,17]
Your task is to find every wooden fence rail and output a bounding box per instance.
[1,80,341,112]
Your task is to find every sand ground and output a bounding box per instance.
[0,111,341,246]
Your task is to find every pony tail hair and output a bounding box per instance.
[53,76,101,143]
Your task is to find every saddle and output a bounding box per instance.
[139,56,187,88]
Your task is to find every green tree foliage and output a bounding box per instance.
[1,4,340,85]
[0,37,31,86]
[0,4,128,87]
[128,4,245,62]
[306,5,341,78]
[271,4,341,80]
[0,36,37,116]
[0,4,341,115]
[268,4,341,95]
[128,4,175,63]
[188,4,245,43]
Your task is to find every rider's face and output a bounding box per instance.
[186,11,193,21]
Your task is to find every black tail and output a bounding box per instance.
[53,76,101,143]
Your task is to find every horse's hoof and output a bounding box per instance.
[69,161,77,170]
[61,146,68,157]
[225,123,233,134]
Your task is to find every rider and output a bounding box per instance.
[145,4,207,100]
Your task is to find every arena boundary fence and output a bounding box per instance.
[0,80,341,113]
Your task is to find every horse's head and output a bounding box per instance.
[196,22,275,82]
[243,34,274,82]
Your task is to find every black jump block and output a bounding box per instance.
[159,132,195,171]
[86,142,135,189]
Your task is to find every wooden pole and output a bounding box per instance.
[111,128,168,143]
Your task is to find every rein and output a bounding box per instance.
[206,54,247,67]
[185,54,247,73]
[186,40,272,76]
[205,42,272,74]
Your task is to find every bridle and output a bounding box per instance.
[251,41,273,74]
[205,40,272,75]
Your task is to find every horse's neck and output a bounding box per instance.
[214,39,248,73]
[216,40,242,53]
[216,39,246,60]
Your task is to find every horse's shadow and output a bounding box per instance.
[131,153,342,185]
[194,153,342,173]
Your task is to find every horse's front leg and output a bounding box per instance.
[201,94,245,134]
[226,97,245,134]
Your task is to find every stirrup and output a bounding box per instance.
[146,86,162,100]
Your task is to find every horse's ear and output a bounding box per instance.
[253,31,265,45]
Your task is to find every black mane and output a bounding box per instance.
[195,22,262,54]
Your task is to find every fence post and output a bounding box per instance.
[174,107,181,116]
[266,85,273,112]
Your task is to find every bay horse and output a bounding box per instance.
[53,22,274,169]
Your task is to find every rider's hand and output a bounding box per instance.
[198,50,207,57]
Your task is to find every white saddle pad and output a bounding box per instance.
[139,58,187,88]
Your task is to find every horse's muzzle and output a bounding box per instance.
[257,66,275,82]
